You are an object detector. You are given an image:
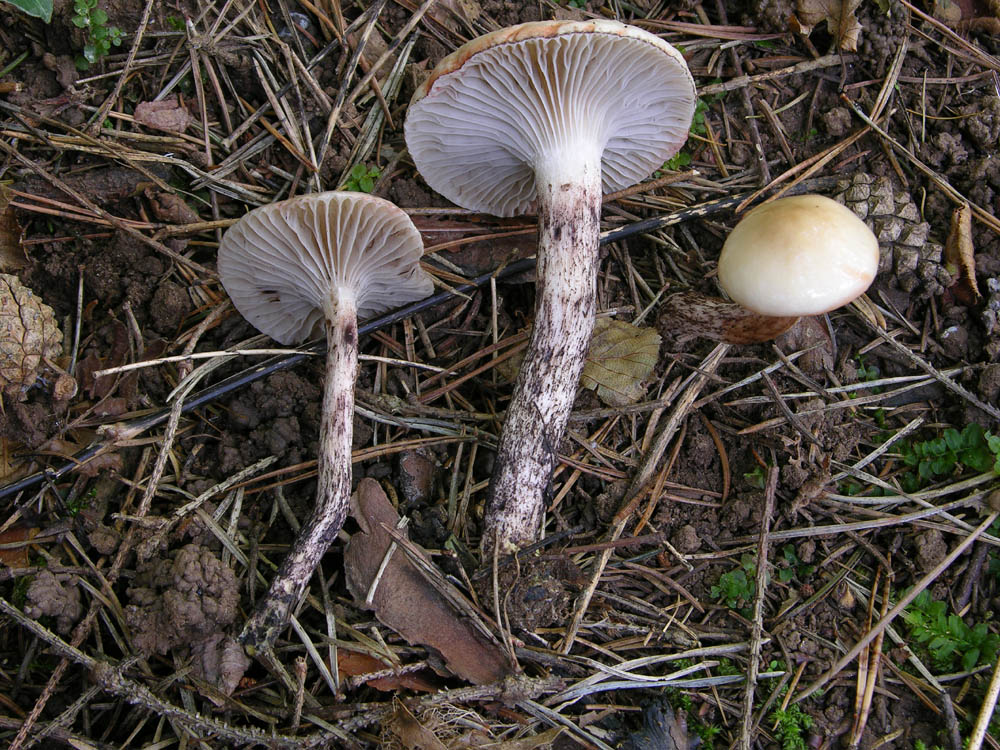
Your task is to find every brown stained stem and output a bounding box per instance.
[240,295,359,652]
[481,153,602,555]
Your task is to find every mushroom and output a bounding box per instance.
[217,191,434,651]
[659,194,880,344]
[405,20,696,554]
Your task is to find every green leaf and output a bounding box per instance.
[5,0,54,21]
[83,43,97,63]
[358,176,374,192]
[90,7,106,23]
[944,429,962,452]
[963,648,979,672]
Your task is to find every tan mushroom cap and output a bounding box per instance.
[405,19,697,217]
[218,192,433,345]
[717,194,879,318]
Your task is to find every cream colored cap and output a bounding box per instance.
[718,194,879,317]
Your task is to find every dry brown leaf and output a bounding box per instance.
[792,0,863,51]
[134,97,192,133]
[345,479,514,685]
[945,202,980,304]
[0,186,27,272]
[580,318,661,407]
[388,701,449,750]
[0,525,39,568]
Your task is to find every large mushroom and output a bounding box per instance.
[405,20,697,554]
[218,191,434,650]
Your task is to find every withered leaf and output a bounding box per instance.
[145,188,200,225]
[345,479,514,685]
[134,97,192,134]
[388,701,448,750]
[0,525,39,568]
[792,0,863,51]
[580,318,661,407]
[945,202,980,304]
[0,186,28,272]
[658,292,797,346]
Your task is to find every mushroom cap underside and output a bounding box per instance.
[218,192,433,345]
[405,20,697,217]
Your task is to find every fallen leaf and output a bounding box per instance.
[580,318,661,407]
[388,701,448,750]
[134,98,192,134]
[0,525,39,568]
[0,186,28,272]
[792,0,863,51]
[145,188,200,225]
[944,202,980,304]
[344,479,514,685]
[337,650,438,693]
[658,292,798,345]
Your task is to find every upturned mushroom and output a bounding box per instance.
[405,20,697,554]
[218,191,433,650]
[660,194,880,343]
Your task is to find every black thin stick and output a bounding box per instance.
[0,177,839,500]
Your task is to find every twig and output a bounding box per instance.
[560,344,729,654]
[967,652,1000,750]
[740,463,777,750]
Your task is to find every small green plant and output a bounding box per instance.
[658,151,692,173]
[855,355,881,383]
[66,486,96,517]
[690,98,710,136]
[711,554,756,614]
[776,545,816,583]
[342,163,381,193]
[904,589,999,672]
[72,0,124,70]
[897,423,1000,492]
[771,704,813,750]
[2,0,52,22]
[744,464,767,489]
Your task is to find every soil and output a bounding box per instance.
[1,0,999,748]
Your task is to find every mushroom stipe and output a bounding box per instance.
[218,191,433,653]
[406,19,698,554]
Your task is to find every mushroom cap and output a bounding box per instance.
[717,194,879,317]
[405,20,696,217]
[218,192,433,345]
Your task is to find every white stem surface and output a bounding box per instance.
[482,147,603,555]
[241,291,358,651]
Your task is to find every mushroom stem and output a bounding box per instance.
[482,149,602,555]
[659,292,800,345]
[240,292,358,652]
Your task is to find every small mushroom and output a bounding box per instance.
[406,20,697,554]
[218,192,433,651]
[660,194,879,344]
